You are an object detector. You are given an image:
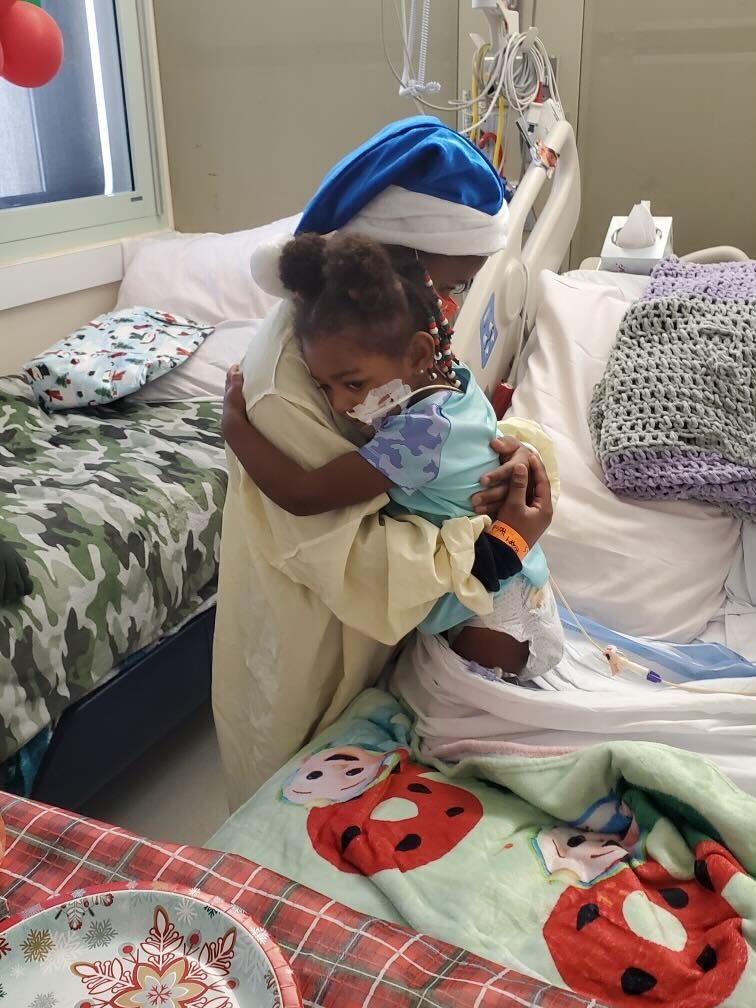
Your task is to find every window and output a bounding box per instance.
[0,0,165,264]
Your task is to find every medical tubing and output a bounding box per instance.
[416,0,431,88]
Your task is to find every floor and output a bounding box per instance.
[82,703,230,847]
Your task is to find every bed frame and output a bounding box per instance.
[31,607,215,810]
[454,120,581,398]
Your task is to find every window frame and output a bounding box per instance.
[0,0,170,270]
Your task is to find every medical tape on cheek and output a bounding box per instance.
[347,379,414,426]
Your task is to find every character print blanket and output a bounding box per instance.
[211,688,756,1008]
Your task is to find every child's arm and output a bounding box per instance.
[223,367,392,517]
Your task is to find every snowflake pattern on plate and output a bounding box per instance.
[71,905,239,1007]
[174,897,198,927]
[29,994,58,1008]
[21,929,54,963]
[84,918,118,949]
[0,886,300,1008]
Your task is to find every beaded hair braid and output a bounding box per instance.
[421,270,461,388]
[387,246,462,388]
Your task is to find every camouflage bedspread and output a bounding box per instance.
[0,377,227,762]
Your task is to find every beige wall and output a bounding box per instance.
[0,284,118,374]
[2,1,459,369]
[573,0,756,264]
[529,0,756,265]
[153,0,460,234]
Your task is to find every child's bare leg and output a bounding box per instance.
[451,626,529,676]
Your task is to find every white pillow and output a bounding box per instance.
[117,214,301,324]
[131,319,261,402]
[563,269,649,301]
[511,271,741,642]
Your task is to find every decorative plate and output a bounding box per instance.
[0,882,302,1008]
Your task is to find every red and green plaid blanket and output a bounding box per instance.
[0,792,594,1007]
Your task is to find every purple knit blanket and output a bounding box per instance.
[588,257,756,521]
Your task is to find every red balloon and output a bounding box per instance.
[0,0,16,19]
[0,2,63,88]
[0,38,3,76]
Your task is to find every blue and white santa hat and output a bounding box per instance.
[251,116,509,298]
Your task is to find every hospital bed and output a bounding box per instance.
[0,381,225,810]
[445,120,756,793]
[194,120,756,1003]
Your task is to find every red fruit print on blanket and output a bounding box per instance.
[543,841,748,1007]
[307,752,482,875]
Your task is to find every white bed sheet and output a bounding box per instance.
[392,630,756,798]
[725,523,756,660]
[514,268,754,656]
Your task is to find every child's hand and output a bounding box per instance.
[224,365,245,412]
[493,456,553,548]
[471,437,535,516]
[223,365,249,442]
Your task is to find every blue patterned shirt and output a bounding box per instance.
[358,366,548,633]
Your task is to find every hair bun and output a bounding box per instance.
[279,234,328,300]
[325,235,399,314]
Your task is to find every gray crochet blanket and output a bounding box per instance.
[589,257,756,521]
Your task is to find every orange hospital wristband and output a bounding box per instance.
[488,521,530,561]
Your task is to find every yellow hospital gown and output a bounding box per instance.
[212,301,559,810]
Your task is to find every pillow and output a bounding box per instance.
[510,272,741,642]
[117,213,301,324]
[131,318,261,402]
[23,308,213,411]
[563,269,649,301]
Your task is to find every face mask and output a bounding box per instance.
[438,293,459,321]
[347,379,413,427]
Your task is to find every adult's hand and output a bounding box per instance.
[494,456,553,548]
[471,436,535,517]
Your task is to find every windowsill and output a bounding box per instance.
[0,243,124,312]
[0,230,172,312]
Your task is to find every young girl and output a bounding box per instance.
[223,234,564,680]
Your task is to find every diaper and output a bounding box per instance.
[447,574,564,681]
